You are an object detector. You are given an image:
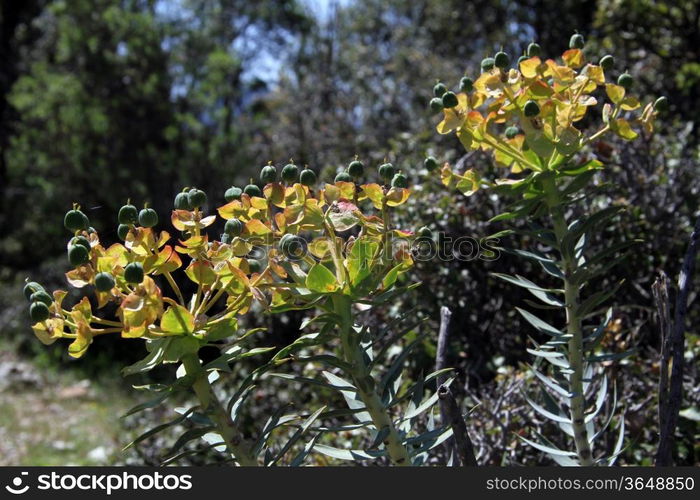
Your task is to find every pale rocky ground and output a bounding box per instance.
[0,350,129,466]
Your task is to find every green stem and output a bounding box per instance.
[332,294,411,466]
[550,204,594,466]
[181,353,258,466]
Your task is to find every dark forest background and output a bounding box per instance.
[0,0,698,465]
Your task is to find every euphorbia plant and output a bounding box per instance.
[431,36,661,465]
[24,160,451,466]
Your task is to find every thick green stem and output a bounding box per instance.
[332,294,412,466]
[551,207,594,466]
[182,353,258,466]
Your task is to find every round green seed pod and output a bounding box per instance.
[429,97,444,113]
[494,51,510,68]
[187,188,207,208]
[68,244,90,266]
[224,186,243,203]
[124,262,144,284]
[220,233,232,244]
[617,73,633,90]
[416,226,432,238]
[138,208,159,228]
[247,258,262,274]
[260,165,277,184]
[280,234,306,259]
[244,184,262,197]
[424,156,438,172]
[654,96,668,112]
[70,235,91,251]
[118,204,138,224]
[299,168,317,187]
[335,171,352,183]
[348,160,364,179]
[279,233,294,248]
[281,163,299,183]
[175,191,193,210]
[29,301,50,323]
[224,218,244,236]
[117,224,130,241]
[441,91,458,108]
[391,172,408,188]
[94,272,115,292]
[569,33,585,49]
[527,42,541,57]
[459,76,473,93]
[23,281,45,301]
[30,290,53,307]
[505,126,520,139]
[523,100,540,117]
[64,209,89,232]
[378,163,395,180]
[599,55,614,71]
[433,82,447,97]
[517,55,528,65]
[481,57,495,72]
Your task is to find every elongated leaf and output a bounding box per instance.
[493,273,562,293]
[161,441,225,466]
[322,371,372,424]
[584,307,613,348]
[585,375,608,424]
[123,410,191,450]
[379,333,427,402]
[164,427,216,459]
[540,259,565,280]
[268,406,327,466]
[528,288,565,307]
[517,308,566,337]
[585,348,636,362]
[272,330,334,361]
[122,389,172,417]
[292,355,354,373]
[230,385,255,424]
[204,346,276,372]
[518,435,578,457]
[607,412,626,465]
[525,394,571,424]
[590,383,617,443]
[252,405,293,457]
[122,339,169,376]
[531,366,573,398]
[388,368,455,408]
[563,206,624,251]
[408,427,454,458]
[289,432,323,467]
[312,444,386,461]
[499,247,555,264]
[402,377,454,421]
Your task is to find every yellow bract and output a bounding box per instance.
[434,47,658,185]
[39,174,417,360]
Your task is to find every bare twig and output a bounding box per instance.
[652,272,671,434]
[438,384,478,466]
[436,306,452,388]
[435,306,478,466]
[435,306,454,463]
[655,214,700,465]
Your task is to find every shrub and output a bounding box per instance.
[431,37,660,465]
[24,163,451,466]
